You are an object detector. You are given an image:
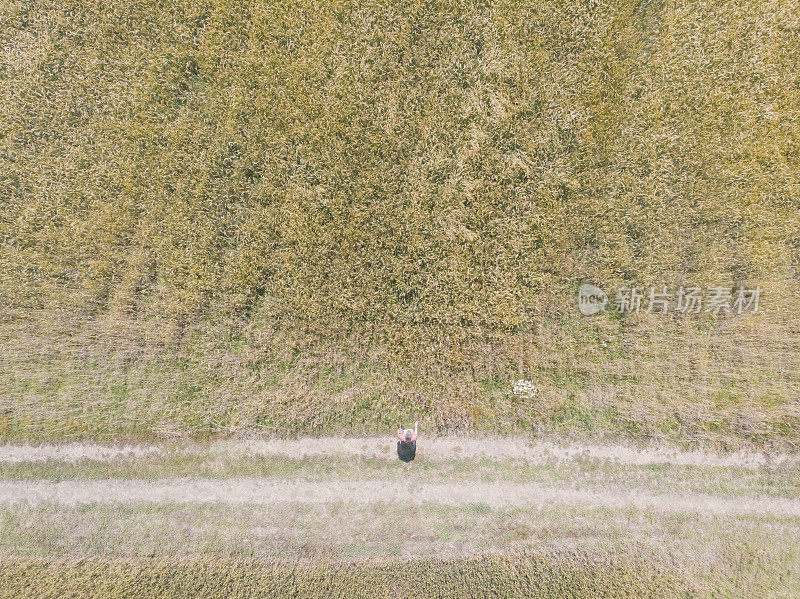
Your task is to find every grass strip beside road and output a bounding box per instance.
[2,452,798,500]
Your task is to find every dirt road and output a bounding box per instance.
[1,437,795,468]
[0,477,798,517]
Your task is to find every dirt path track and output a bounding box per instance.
[1,437,796,469]
[0,477,798,517]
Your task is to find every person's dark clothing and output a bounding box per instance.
[397,440,416,462]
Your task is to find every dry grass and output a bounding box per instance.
[2,306,799,448]
[0,553,691,599]
[1,0,799,445]
[2,3,799,595]
[0,499,797,597]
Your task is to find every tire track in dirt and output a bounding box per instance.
[0,477,798,517]
[0,443,161,463]
[212,438,797,469]
[1,438,796,469]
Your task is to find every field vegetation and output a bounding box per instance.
[2,1,799,595]
[2,0,799,447]
[2,0,800,445]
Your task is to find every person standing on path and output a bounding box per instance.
[397,421,418,463]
